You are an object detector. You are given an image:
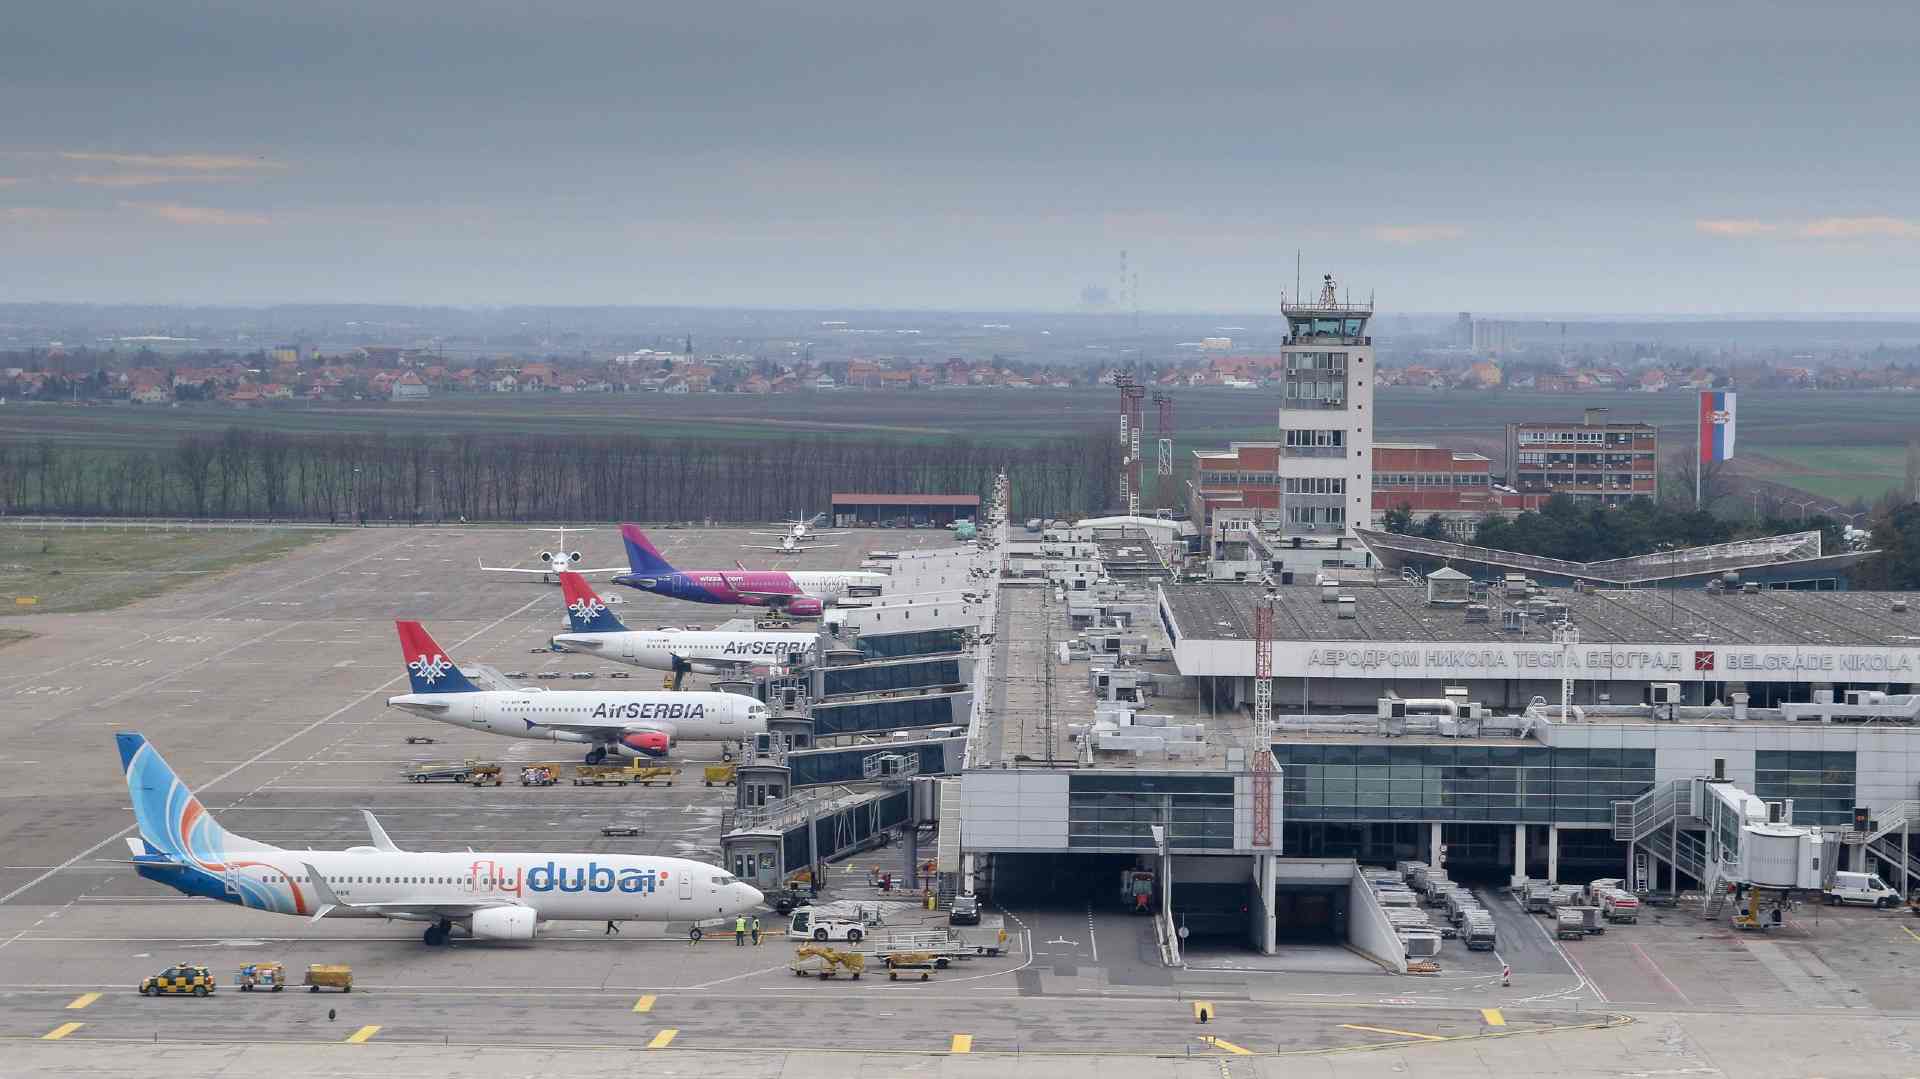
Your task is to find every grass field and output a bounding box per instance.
[0,525,336,615]
[1,386,1910,501]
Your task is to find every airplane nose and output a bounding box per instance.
[741,884,765,909]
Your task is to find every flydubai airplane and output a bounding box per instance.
[611,523,886,617]
[549,572,817,676]
[385,620,768,762]
[115,732,762,946]
[477,527,626,583]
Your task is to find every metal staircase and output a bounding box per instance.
[1841,801,1920,888]
[1613,779,1688,844]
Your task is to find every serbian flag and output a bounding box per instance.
[1698,391,1736,462]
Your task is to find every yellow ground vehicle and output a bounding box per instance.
[234,962,285,992]
[573,763,674,786]
[883,951,938,981]
[303,964,353,993]
[790,944,865,980]
[140,963,216,996]
[703,763,737,787]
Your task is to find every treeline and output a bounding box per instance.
[1468,494,1847,563]
[0,428,1120,523]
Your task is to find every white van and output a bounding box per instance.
[1825,871,1900,908]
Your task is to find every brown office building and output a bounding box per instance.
[1503,407,1658,506]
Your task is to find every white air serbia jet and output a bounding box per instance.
[115,732,762,945]
[385,620,768,763]
[549,572,817,677]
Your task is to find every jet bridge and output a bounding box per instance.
[1614,774,1832,922]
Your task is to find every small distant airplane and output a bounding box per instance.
[753,513,843,543]
[478,527,626,583]
[744,534,837,554]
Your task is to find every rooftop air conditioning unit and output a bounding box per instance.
[1464,603,1490,623]
[1650,683,1680,706]
[1741,582,1760,595]
[1895,599,1910,613]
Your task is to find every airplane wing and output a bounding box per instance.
[477,559,626,575]
[748,532,791,537]
[743,544,805,552]
[302,862,514,923]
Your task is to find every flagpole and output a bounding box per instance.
[1695,392,1703,511]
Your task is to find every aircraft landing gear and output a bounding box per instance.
[584,746,608,765]
[423,918,454,946]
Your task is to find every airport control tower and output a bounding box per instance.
[1276,273,1373,548]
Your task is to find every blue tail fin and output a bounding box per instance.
[619,523,677,576]
[395,620,481,694]
[559,572,627,632]
[116,732,276,864]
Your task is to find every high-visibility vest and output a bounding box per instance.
[735,917,747,932]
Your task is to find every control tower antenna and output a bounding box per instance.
[1153,391,1174,509]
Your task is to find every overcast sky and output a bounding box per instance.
[4,1,1918,313]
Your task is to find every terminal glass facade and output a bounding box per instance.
[811,694,961,736]
[1753,750,1857,827]
[1269,743,1655,824]
[1066,774,1235,850]
[822,658,961,697]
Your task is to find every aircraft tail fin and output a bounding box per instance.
[618,524,677,576]
[115,732,278,865]
[395,620,481,694]
[559,572,627,633]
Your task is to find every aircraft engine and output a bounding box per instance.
[616,730,672,759]
[469,905,539,940]
[540,551,556,564]
[787,597,824,617]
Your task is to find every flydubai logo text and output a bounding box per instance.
[525,861,663,894]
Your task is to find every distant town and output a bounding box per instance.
[6,341,1920,406]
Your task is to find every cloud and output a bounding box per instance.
[121,201,270,226]
[1695,218,1777,237]
[74,172,253,188]
[59,151,285,171]
[1372,224,1467,244]
[1796,216,1920,240]
[1,207,75,223]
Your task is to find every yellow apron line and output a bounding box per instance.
[633,995,657,1013]
[950,1034,973,1054]
[66,993,102,1010]
[1901,925,1920,944]
[1199,1036,1254,1055]
[1481,1008,1506,1027]
[647,1028,679,1049]
[345,1025,381,1044]
[42,1023,84,1041]
[1340,1024,1448,1042]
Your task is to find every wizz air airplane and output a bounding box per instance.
[612,523,886,617]
[550,572,817,676]
[385,620,768,762]
[116,732,762,946]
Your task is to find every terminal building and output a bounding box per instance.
[715,300,1920,977]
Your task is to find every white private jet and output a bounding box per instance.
[386,620,768,762]
[743,534,838,554]
[116,732,761,946]
[550,572,817,677]
[752,513,844,543]
[478,527,626,583]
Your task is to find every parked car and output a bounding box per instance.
[949,894,981,926]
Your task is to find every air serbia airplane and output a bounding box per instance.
[550,572,818,676]
[116,732,762,945]
[612,523,886,618]
[385,620,768,762]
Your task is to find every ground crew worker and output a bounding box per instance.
[605,919,620,935]
[734,914,747,946]
[750,915,762,946]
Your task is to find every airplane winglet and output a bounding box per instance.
[302,861,342,922]
[361,809,401,852]
[736,560,748,571]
